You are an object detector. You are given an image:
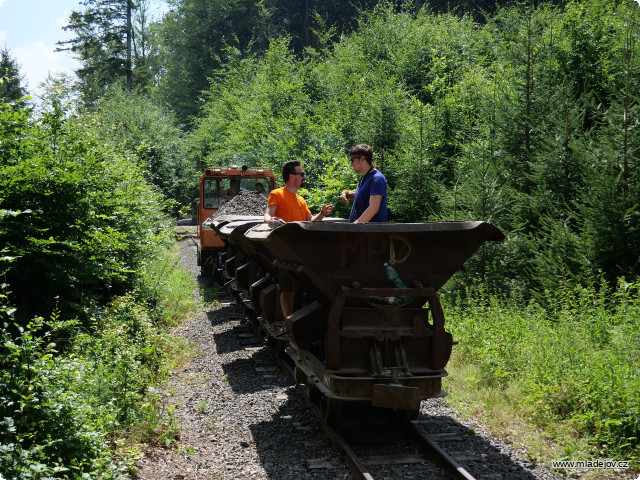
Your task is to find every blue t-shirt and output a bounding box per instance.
[349,168,387,222]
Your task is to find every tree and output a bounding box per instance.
[576,1,640,284]
[88,89,196,211]
[57,0,159,103]
[155,0,391,125]
[258,0,381,55]
[156,0,264,124]
[132,0,162,87]
[0,100,167,319]
[0,48,27,104]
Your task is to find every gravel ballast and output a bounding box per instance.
[130,218,631,480]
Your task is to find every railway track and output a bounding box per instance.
[321,419,478,480]
[303,384,479,480]
[228,291,482,480]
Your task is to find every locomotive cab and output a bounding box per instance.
[197,166,277,276]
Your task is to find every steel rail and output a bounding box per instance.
[305,400,375,480]
[409,421,477,480]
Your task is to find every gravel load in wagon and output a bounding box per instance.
[203,190,267,225]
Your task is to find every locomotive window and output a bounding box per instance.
[203,178,220,209]
[203,176,274,209]
[239,178,274,195]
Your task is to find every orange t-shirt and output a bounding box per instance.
[267,187,311,222]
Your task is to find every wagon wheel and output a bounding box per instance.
[395,408,420,422]
[257,323,268,340]
[321,396,343,424]
[212,265,223,284]
[274,338,288,360]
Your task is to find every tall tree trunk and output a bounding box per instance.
[305,0,310,48]
[127,0,132,91]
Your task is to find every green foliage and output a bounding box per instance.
[0,238,196,479]
[155,0,266,123]
[0,315,123,479]
[0,97,202,476]
[86,90,196,212]
[191,0,640,293]
[73,295,165,426]
[135,242,198,326]
[0,100,168,320]
[58,0,161,103]
[575,6,640,284]
[445,281,640,465]
[155,0,395,124]
[191,37,342,188]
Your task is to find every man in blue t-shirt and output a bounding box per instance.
[341,144,387,223]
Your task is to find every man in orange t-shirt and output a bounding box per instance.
[264,160,333,316]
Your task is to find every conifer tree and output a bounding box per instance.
[0,48,27,104]
[577,7,640,283]
[58,0,157,103]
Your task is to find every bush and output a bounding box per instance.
[0,243,196,479]
[0,101,168,321]
[0,315,123,479]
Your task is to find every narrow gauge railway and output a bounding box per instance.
[208,215,505,479]
[308,398,479,479]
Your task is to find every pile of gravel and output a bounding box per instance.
[204,191,268,225]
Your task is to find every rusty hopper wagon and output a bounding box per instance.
[211,218,505,422]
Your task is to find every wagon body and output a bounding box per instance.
[213,220,506,413]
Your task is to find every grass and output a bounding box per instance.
[444,358,637,479]
[196,399,208,413]
[442,280,640,477]
[445,355,588,463]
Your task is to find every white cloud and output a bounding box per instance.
[13,41,79,94]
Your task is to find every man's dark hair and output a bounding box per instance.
[349,144,374,164]
[283,160,301,182]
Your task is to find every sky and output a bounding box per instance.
[0,0,167,98]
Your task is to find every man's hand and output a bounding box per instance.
[321,204,334,216]
[267,218,285,228]
[341,190,352,205]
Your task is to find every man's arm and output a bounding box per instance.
[309,204,334,221]
[264,204,278,222]
[341,190,355,204]
[354,195,382,223]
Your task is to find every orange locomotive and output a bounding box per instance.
[197,165,277,276]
